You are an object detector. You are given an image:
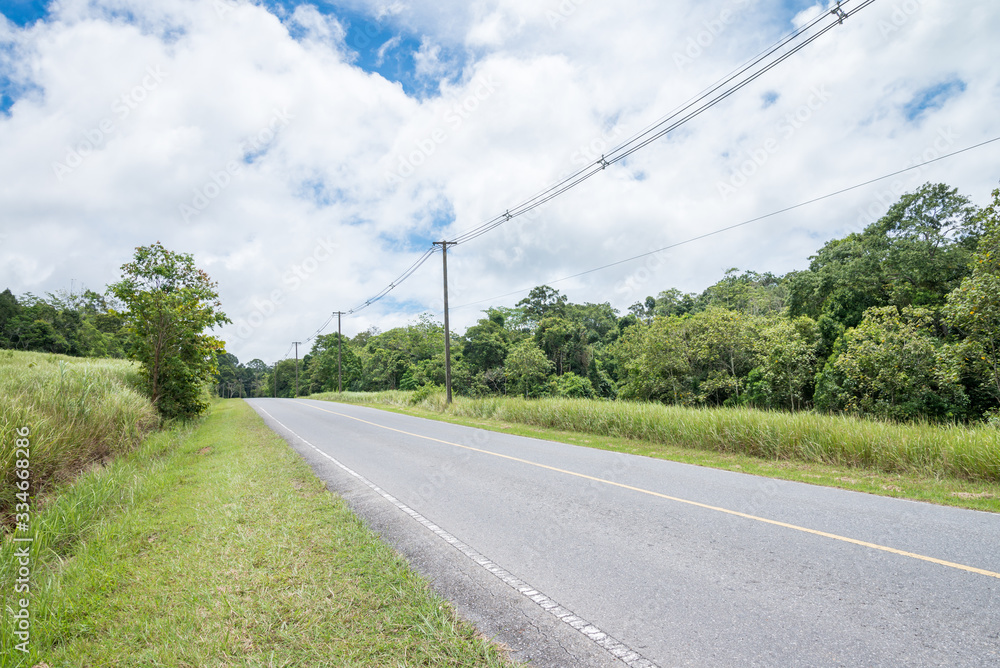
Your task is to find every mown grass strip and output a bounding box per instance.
[1,399,516,667]
[312,391,1000,513]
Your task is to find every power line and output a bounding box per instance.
[345,246,439,315]
[281,0,878,355]
[289,247,441,347]
[448,135,1000,312]
[447,0,877,247]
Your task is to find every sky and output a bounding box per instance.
[0,0,998,364]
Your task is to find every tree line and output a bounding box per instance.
[0,288,129,358]
[4,182,999,424]
[219,183,1000,425]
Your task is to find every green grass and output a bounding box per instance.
[0,356,515,665]
[0,400,511,668]
[312,391,1000,513]
[0,399,516,667]
[0,350,159,525]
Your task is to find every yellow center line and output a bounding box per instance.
[295,400,1000,580]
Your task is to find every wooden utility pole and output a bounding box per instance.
[334,311,345,393]
[293,341,301,397]
[433,241,456,404]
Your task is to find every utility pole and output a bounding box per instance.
[293,341,301,397]
[433,241,456,404]
[334,311,345,393]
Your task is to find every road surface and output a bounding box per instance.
[247,398,1000,667]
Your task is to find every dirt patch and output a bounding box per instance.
[951,491,998,499]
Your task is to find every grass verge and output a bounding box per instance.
[312,391,1000,513]
[0,350,158,525]
[1,399,516,667]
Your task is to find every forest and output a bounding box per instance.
[3,182,999,425]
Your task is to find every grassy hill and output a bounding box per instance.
[0,350,158,525]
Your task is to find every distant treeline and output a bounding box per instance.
[0,289,129,358]
[224,183,1000,424]
[6,182,1000,424]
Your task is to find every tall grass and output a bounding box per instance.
[318,392,1000,483]
[0,350,159,526]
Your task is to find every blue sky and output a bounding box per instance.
[903,78,967,122]
[0,0,48,26]
[266,0,460,97]
[0,1,46,113]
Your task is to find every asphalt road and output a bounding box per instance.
[247,398,1000,668]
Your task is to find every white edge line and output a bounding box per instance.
[254,403,661,668]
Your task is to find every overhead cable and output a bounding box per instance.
[288,0,878,348]
[449,134,1000,312]
[447,0,877,247]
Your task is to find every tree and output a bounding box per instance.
[788,184,981,329]
[566,301,620,344]
[611,315,697,405]
[534,316,586,376]
[652,288,698,318]
[517,286,568,325]
[745,316,819,411]
[108,242,230,419]
[699,269,787,316]
[687,307,759,405]
[945,188,1000,413]
[216,352,242,397]
[462,315,511,372]
[306,340,362,393]
[271,359,298,397]
[0,288,19,346]
[504,339,553,397]
[814,307,966,422]
[628,296,657,323]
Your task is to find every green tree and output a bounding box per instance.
[215,352,244,397]
[361,329,413,390]
[0,288,20,347]
[788,183,980,329]
[814,306,966,422]
[611,315,697,405]
[108,242,230,419]
[745,316,819,411]
[517,285,567,325]
[651,288,698,318]
[687,307,759,405]
[270,358,298,397]
[306,337,362,393]
[463,314,511,373]
[699,269,787,316]
[504,339,553,397]
[565,301,620,345]
[944,188,1000,412]
[535,316,587,376]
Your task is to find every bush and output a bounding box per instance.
[548,372,595,398]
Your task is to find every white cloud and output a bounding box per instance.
[289,4,347,47]
[1,0,998,363]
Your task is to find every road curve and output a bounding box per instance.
[247,398,1000,667]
